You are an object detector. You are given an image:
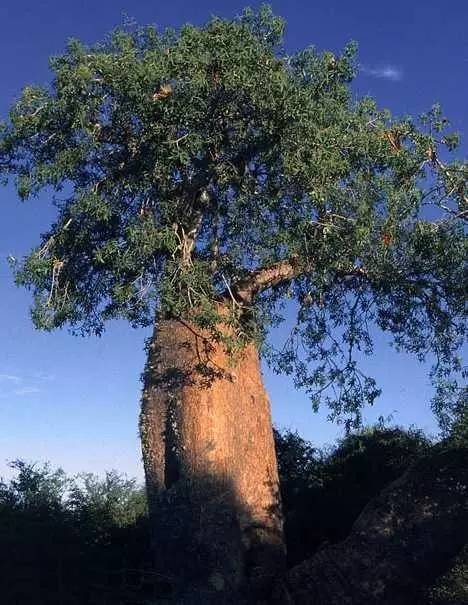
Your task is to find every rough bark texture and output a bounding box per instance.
[274,447,468,605]
[140,315,285,603]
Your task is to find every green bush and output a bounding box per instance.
[0,423,465,603]
[0,462,151,604]
[276,424,431,565]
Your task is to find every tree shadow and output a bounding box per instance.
[3,427,465,604]
[148,471,285,604]
[0,467,283,604]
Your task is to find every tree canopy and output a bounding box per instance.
[1,6,466,425]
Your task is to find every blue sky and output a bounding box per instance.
[1,0,467,480]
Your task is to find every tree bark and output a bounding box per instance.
[274,447,468,605]
[139,313,285,603]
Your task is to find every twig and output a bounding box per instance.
[221,273,241,309]
[167,133,189,147]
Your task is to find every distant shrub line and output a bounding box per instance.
[0,424,466,604]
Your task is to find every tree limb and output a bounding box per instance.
[228,257,367,304]
[231,256,305,304]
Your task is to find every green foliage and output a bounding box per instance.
[1,6,466,424]
[0,459,69,511]
[0,461,151,604]
[1,423,465,602]
[275,424,431,565]
[274,428,322,497]
[68,471,147,542]
[427,545,468,605]
[433,380,468,442]
[449,403,468,447]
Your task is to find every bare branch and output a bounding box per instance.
[231,256,306,303]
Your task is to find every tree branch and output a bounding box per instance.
[230,256,306,304]
[226,256,368,305]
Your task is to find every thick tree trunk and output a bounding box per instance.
[139,314,285,603]
[274,447,468,605]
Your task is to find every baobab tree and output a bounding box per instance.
[1,7,466,603]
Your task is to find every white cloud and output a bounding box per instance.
[361,65,403,82]
[0,372,45,397]
[0,374,21,384]
[13,387,41,396]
